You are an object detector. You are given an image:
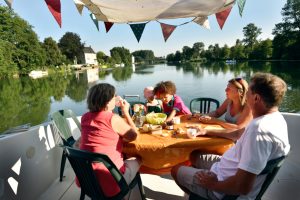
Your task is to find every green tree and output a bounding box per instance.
[110,47,131,65]
[166,53,175,62]
[250,39,272,59]
[242,23,262,57]
[0,39,17,75]
[220,45,230,59]
[42,37,64,67]
[182,46,193,61]
[96,51,108,65]
[58,32,84,64]
[192,42,205,60]
[132,50,155,63]
[272,0,300,59]
[0,6,46,73]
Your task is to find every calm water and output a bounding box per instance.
[1,61,300,133]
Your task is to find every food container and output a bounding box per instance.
[173,117,180,124]
[146,113,167,125]
[187,128,198,139]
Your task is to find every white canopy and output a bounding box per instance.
[80,0,235,23]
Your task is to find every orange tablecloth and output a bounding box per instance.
[123,115,234,174]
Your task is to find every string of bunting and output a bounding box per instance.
[3,0,247,42]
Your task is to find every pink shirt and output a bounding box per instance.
[163,95,191,116]
[79,111,125,197]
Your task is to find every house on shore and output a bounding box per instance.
[78,46,98,66]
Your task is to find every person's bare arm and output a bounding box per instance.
[195,168,256,195]
[200,104,252,130]
[112,100,138,142]
[198,127,245,141]
[166,109,177,122]
[208,99,229,118]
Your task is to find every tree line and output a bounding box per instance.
[167,0,300,62]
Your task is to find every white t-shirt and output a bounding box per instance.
[211,111,290,200]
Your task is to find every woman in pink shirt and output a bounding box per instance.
[78,83,141,197]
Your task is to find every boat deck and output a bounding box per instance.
[39,157,300,200]
[39,164,187,200]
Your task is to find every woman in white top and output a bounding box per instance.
[199,78,252,131]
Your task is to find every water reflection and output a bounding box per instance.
[1,62,300,133]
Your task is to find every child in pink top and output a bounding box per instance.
[153,81,191,122]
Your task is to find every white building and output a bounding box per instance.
[79,46,98,66]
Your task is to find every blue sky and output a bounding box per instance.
[1,0,285,57]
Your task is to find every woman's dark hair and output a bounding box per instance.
[87,83,115,112]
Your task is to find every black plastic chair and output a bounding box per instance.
[117,95,145,116]
[64,147,146,200]
[189,156,287,200]
[51,109,81,182]
[189,97,220,114]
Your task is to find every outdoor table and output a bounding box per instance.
[123,115,234,174]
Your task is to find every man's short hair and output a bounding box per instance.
[250,73,287,108]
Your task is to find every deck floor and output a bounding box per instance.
[39,156,300,200]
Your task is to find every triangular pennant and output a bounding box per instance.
[193,16,210,30]
[73,0,84,15]
[45,0,62,28]
[4,0,13,9]
[215,6,232,30]
[90,13,99,31]
[237,0,246,17]
[104,22,114,33]
[130,23,146,42]
[160,23,176,42]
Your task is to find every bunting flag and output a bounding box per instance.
[104,22,114,33]
[193,16,210,30]
[4,0,13,8]
[90,13,99,31]
[45,0,62,28]
[130,23,146,42]
[237,0,246,17]
[73,0,84,15]
[215,6,232,30]
[160,23,176,42]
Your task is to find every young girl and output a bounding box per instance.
[153,81,191,122]
[143,86,163,113]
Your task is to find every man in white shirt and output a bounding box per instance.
[171,73,290,200]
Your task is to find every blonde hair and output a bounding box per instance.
[228,78,248,106]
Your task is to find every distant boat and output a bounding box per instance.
[28,70,48,79]
[225,59,237,64]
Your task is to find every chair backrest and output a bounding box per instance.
[254,155,286,199]
[189,97,220,114]
[51,109,80,147]
[64,147,130,200]
[117,96,145,116]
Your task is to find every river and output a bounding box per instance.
[1,61,300,133]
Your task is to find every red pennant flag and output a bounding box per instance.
[45,0,62,28]
[104,22,114,33]
[215,6,232,30]
[160,23,176,42]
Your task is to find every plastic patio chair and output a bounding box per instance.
[189,97,220,114]
[51,109,81,182]
[64,147,146,200]
[189,155,287,200]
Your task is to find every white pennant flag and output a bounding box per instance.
[73,0,85,15]
[4,0,13,8]
[193,16,210,30]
